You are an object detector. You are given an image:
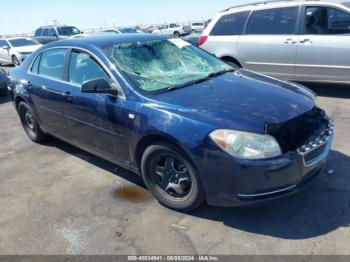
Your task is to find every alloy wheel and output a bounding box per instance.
[153,155,192,199]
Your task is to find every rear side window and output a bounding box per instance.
[31,54,41,74]
[68,51,110,86]
[42,28,49,37]
[35,28,42,37]
[38,49,67,80]
[210,11,249,36]
[247,7,298,34]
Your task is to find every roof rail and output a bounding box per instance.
[221,0,318,12]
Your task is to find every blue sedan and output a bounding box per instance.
[8,34,334,211]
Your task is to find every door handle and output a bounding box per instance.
[300,39,313,44]
[64,91,73,102]
[284,38,296,44]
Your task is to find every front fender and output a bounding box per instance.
[134,103,215,167]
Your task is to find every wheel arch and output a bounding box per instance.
[134,133,198,172]
[220,56,242,68]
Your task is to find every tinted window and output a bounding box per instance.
[35,28,42,37]
[119,28,138,33]
[305,7,350,34]
[210,11,249,36]
[31,54,41,74]
[57,27,81,36]
[38,49,67,79]
[42,28,49,36]
[48,29,57,36]
[68,51,110,86]
[328,8,350,33]
[247,7,298,34]
[0,40,9,48]
[9,38,39,47]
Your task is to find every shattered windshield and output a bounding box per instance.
[104,39,232,93]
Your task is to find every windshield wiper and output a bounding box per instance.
[207,68,236,78]
[168,69,235,92]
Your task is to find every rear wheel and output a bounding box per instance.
[141,143,205,211]
[174,31,180,38]
[12,56,20,67]
[222,58,241,70]
[18,102,48,143]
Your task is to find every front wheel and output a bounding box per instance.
[174,31,180,38]
[18,102,48,143]
[12,56,20,67]
[141,142,205,211]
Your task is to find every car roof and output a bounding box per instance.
[221,0,348,12]
[46,33,170,49]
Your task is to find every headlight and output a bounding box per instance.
[209,129,282,160]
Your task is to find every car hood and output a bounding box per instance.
[13,45,41,53]
[149,70,316,134]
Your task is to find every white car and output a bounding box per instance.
[200,0,350,84]
[153,23,191,37]
[0,38,42,66]
[191,22,205,33]
[102,27,142,34]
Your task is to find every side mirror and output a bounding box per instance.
[81,78,118,96]
[2,46,9,50]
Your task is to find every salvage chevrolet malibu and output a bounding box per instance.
[8,34,334,211]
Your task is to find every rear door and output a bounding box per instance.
[238,6,300,79]
[28,48,70,137]
[295,5,350,82]
[40,28,50,44]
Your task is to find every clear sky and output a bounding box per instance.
[0,0,258,35]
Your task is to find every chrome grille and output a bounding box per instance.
[298,120,334,166]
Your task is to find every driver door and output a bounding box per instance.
[60,49,120,158]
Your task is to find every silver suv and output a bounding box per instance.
[200,0,350,84]
[34,26,83,44]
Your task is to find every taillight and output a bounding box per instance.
[198,35,208,46]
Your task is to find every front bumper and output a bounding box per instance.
[196,120,334,207]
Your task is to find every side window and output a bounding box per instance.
[38,49,67,79]
[68,51,111,86]
[328,8,350,34]
[35,28,42,37]
[210,11,249,36]
[48,29,57,36]
[306,6,350,34]
[42,28,49,37]
[247,7,298,35]
[0,40,6,48]
[31,54,41,74]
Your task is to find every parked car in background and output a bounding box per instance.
[200,0,350,83]
[145,25,159,33]
[0,37,42,66]
[191,22,205,33]
[153,23,191,37]
[182,34,201,46]
[34,25,83,44]
[103,27,142,34]
[8,34,333,211]
[0,68,8,96]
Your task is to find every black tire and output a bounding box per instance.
[12,56,20,67]
[141,142,205,211]
[222,58,241,70]
[174,31,180,38]
[18,102,48,143]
